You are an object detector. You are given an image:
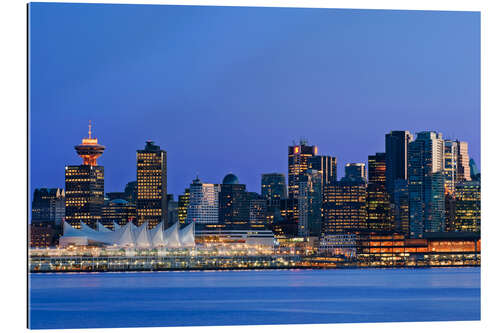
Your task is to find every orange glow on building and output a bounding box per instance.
[74,121,105,166]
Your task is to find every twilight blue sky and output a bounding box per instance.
[29,3,480,197]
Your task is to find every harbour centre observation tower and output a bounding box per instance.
[75,121,106,166]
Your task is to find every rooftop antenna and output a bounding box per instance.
[88,120,92,139]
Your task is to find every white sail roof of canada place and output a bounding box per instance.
[59,220,195,248]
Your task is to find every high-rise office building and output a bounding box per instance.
[408,131,445,238]
[297,169,323,237]
[310,155,337,186]
[178,189,190,225]
[65,122,105,229]
[385,130,412,202]
[102,199,136,228]
[186,177,220,228]
[167,194,179,226]
[261,173,287,229]
[288,140,317,199]
[248,192,268,229]
[344,163,366,181]
[322,179,367,235]
[261,173,287,204]
[219,173,250,230]
[136,141,167,229]
[32,188,65,225]
[366,153,392,232]
[444,140,458,195]
[456,141,472,182]
[393,179,410,236]
[469,158,480,180]
[124,181,138,204]
[454,181,480,232]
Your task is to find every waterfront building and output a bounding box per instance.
[30,222,58,248]
[366,153,392,232]
[102,199,136,228]
[65,122,105,229]
[178,189,190,225]
[408,131,445,238]
[322,179,367,235]
[219,173,250,230]
[288,140,317,199]
[32,188,65,225]
[271,198,299,237]
[297,169,323,237]
[456,141,471,182]
[136,141,167,229]
[310,155,337,186]
[454,181,481,232]
[344,163,366,181]
[385,130,412,203]
[186,177,220,229]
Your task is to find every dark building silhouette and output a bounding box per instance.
[297,169,322,237]
[310,155,337,186]
[102,199,136,228]
[344,163,366,182]
[385,130,412,203]
[32,188,65,225]
[219,173,250,230]
[136,141,167,229]
[178,189,190,225]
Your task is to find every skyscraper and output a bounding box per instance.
[32,188,65,225]
[297,169,323,237]
[454,181,480,232]
[136,141,167,229]
[344,163,366,181]
[219,173,250,230]
[186,177,220,228]
[65,122,105,229]
[366,153,392,232]
[101,199,136,228]
[385,130,412,202]
[261,173,287,204]
[177,189,190,225]
[456,141,472,182]
[444,140,458,195]
[322,179,367,235]
[310,155,337,187]
[247,192,268,229]
[408,131,445,238]
[393,179,410,236]
[288,140,317,199]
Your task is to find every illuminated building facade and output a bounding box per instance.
[444,140,458,195]
[344,163,366,181]
[178,189,190,225]
[65,122,105,229]
[102,198,136,228]
[32,188,65,225]
[366,153,392,232]
[385,130,412,202]
[322,179,367,235]
[136,141,167,229]
[288,140,317,199]
[219,173,250,230]
[30,223,57,248]
[297,169,322,237]
[454,181,480,232]
[408,131,445,238]
[186,177,220,228]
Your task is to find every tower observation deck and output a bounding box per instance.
[74,121,105,166]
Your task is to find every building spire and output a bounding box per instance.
[88,120,92,139]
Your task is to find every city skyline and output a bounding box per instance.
[29,4,480,197]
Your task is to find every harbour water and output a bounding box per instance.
[29,267,480,329]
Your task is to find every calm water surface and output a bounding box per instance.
[29,267,480,329]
